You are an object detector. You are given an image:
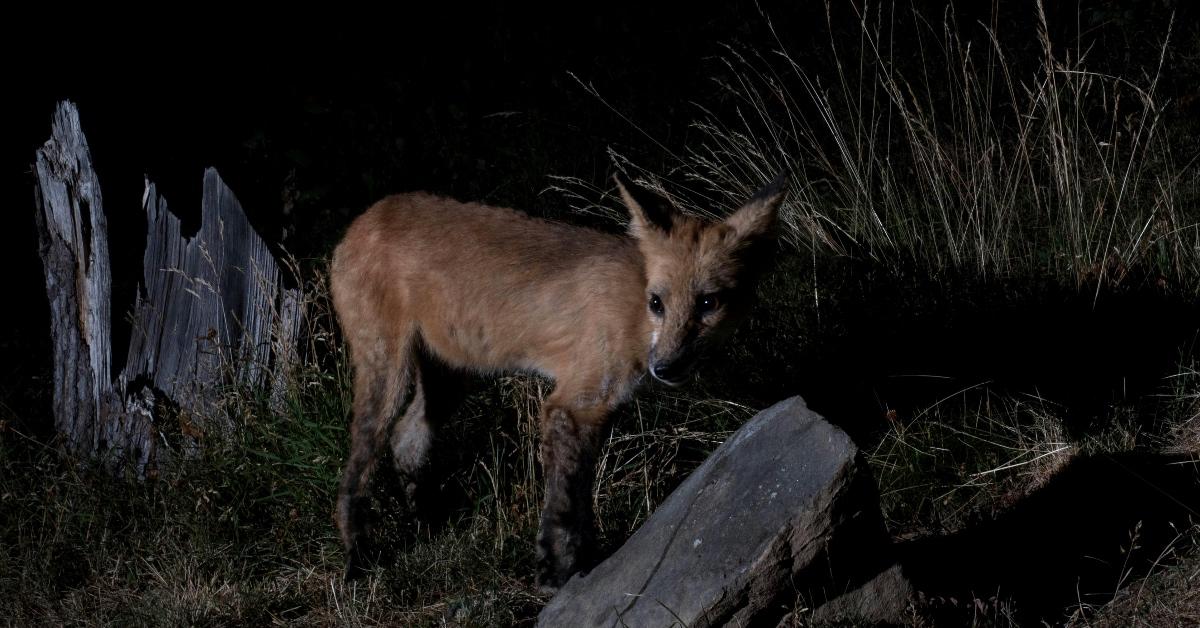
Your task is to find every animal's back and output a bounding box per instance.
[331,192,647,376]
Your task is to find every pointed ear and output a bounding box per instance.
[614,172,675,237]
[725,172,788,241]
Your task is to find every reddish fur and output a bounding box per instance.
[330,174,786,588]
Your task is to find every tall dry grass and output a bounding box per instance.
[557,2,1197,294]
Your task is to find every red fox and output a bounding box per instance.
[330,171,787,589]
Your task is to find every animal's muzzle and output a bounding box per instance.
[650,353,696,386]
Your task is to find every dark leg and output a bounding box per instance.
[536,402,606,592]
[338,338,416,581]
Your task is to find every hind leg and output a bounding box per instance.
[338,334,417,580]
[389,353,465,515]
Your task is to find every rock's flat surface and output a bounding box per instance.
[539,396,889,627]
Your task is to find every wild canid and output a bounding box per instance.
[330,171,787,589]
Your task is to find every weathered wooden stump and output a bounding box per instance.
[34,101,301,474]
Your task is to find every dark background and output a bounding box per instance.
[4,1,1194,426]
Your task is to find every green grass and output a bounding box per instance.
[0,338,751,626]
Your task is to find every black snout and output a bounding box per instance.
[650,356,695,385]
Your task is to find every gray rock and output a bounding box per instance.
[806,563,914,626]
[538,396,891,627]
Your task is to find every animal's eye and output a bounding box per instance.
[648,293,665,316]
[696,293,719,314]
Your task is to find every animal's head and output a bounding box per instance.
[615,172,788,386]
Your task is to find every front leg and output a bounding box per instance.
[536,398,608,592]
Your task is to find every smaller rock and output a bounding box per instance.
[807,563,914,626]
